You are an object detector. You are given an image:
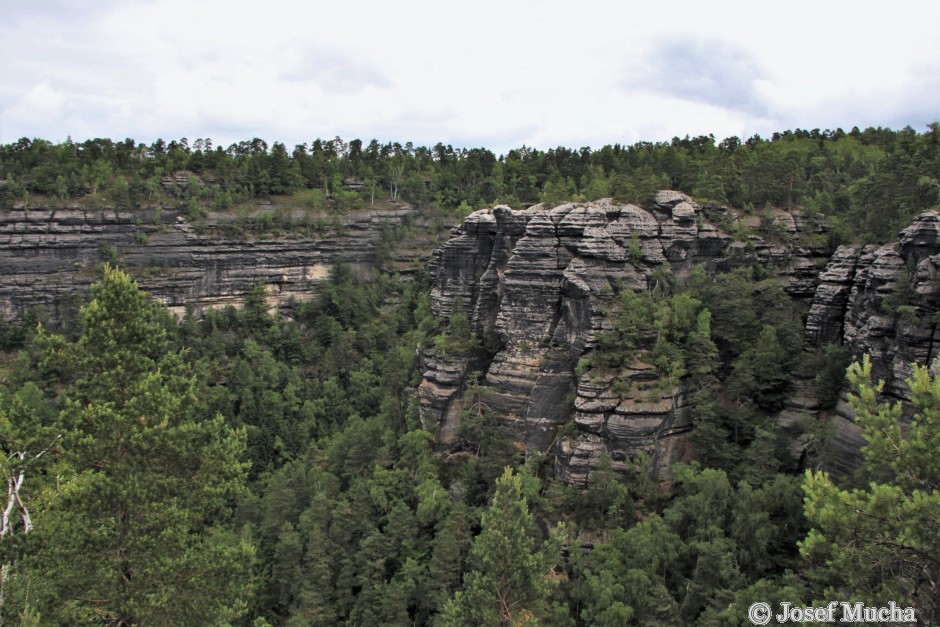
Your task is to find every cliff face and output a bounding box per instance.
[803,211,940,475]
[0,206,425,323]
[419,193,832,483]
[7,198,936,482]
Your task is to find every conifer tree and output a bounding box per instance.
[802,355,940,624]
[438,467,554,626]
[11,266,254,625]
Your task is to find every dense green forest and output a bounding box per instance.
[0,127,938,624]
[0,265,936,624]
[1,125,939,243]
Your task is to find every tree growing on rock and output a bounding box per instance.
[438,467,558,625]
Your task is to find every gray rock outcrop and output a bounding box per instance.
[419,193,830,483]
[804,211,940,475]
[0,206,427,322]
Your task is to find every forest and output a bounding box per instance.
[0,126,938,625]
[1,125,938,244]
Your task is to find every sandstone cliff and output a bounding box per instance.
[418,192,833,483]
[802,211,940,475]
[6,196,936,483]
[0,205,431,323]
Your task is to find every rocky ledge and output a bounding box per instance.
[0,205,427,322]
[804,211,940,475]
[418,192,830,483]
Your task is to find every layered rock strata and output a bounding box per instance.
[803,211,940,475]
[419,193,829,483]
[0,206,423,322]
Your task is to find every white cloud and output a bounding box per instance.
[1,0,938,151]
[18,82,64,114]
[624,39,769,115]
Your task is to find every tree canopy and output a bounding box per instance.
[0,122,938,622]
[2,267,253,625]
[801,355,940,624]
[2,124,938,243]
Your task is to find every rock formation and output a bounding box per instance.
[5,194,936,484]
[418,193,832,483]
[803,211,940,475]
[0,205,429,323]
[420,190,940,483]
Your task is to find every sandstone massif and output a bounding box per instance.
[2,193,937,483]
[0,205,430,322]
[802,211,940,475]
[418,192,940,483]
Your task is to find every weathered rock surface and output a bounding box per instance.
[0,206,427,322]
[419,193,829,482]
[804,211,940,475]
[804,245,866,346]
[562,360,692,483]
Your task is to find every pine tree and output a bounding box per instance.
[427,501,474,611]
[11,266,254,625]
[729,325,792,411]
[438,467,555,626]
[573,516,682,625]
[801,355,940,624]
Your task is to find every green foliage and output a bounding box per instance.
[0,380,64,577]
[693,168,729,204]
[244,418,455,625]
[628,230,643,266]
[592,288,653,370]
[579,165,610,201]
[185,195,208,220]
[112,175,130,206]
[98,242,118,263]
[0,174,25,209]
[335,189,363,212]
[570,463,806,625]
[589,283,718,396]
[439,467,557,626]
[801,355,940,624]
[4,266,253,625]
[694,267,803,411]
[581,265,805,488]
[3,126,937,623]
[610,165,668,206]
[882,266,914,315]
[428,296,482,357]
[812,343,852,408]
[578,454,635,530]
[731,218,752,242]
[572,516,682,625]
[3,126,935,244]
[458,377,522,492]
[757,210,787,241]
[541,175,576,206]
[727,325,792,411]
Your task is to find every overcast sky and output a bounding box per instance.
[2,0,938,154]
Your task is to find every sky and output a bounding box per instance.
[1,0,938,155]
